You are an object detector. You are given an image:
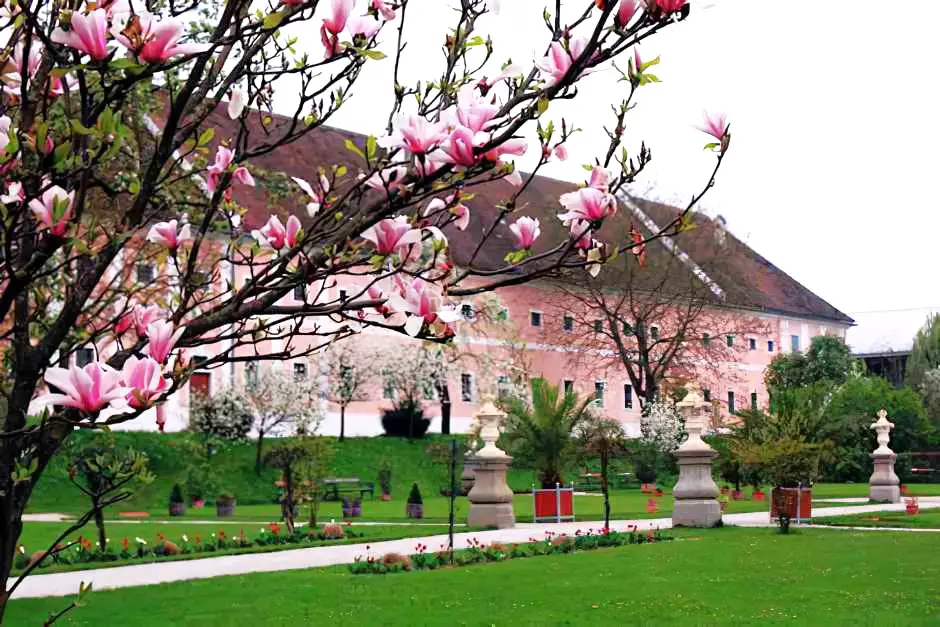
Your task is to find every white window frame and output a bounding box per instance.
[529,310,543,328]
[593,380,606,407]
[460,372,475,402]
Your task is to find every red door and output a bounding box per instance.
[189,372,210,403]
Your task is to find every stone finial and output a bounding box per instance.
[870,409,895,455]
[474,400,508,459]
[676,390,712,453]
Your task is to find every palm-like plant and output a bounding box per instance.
[501,378,594,488]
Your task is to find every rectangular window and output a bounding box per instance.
[530,311,542,328]
[461,303,475,320]
[703,389,711,403]
[563,315,574,333]
[594,320,603,333]
[382,369,395,399]
[748,338,757,351]
[594,381,605,406]
[293,363,308,381]
[75,348,94,367]
[563,379,574,396]
[460,373,473,402]
[623,384,633,410]
[751,392,758,411]
[191,355,209,370]
[135,263,155,284]
[768,340,775,352]
[496,375,511,399]
[650,326,659,340]
[791,335,801,352]
[703,333,711,346]
[726,335,734,347]
[727,391,735,415]
[293,284,306,301]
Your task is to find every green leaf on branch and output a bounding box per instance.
[366,135,377,161]
[70,119,94,136]
[703,142,720,151]
[537,94,549,116]
[344,139,365,161]
[198,128,215,147]
[263,9,287,29]
[504,249,531,264]
[639,56,660,72]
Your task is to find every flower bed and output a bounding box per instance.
[16,522,358,571]
[349,527,672,575]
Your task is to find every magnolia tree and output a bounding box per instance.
[325,339,376,441]
[0,0,730,614]
[245,369,322,472]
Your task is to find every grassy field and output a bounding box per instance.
[7,527,940,626]
[812,509,940,529]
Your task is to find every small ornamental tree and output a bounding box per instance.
[577,415,628,530]
[245,369,322,473]
[326,341,377,441]
[264,438,332,534]
[0,0,731,617]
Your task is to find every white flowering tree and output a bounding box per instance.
[325,340,375,441]
[244,369,322,472]
[0,0,730,615]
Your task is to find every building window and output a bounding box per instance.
[703,389,711,403]
[191,355,209,370]
[650,326,659,340]
[293,363,307,381]
[594,320,603,333]
[75,348,94,367]
[461,303,475,320]
[623,384,633,410]
[703,333,711,346]
[791,335,801,352]
[135,263,155,284]
[727,391,735,415]
[768,340,775,352]
[594,381,605,406]
[563,315,574,333]
[293,284,306,301]
[460,373,474,402]
[751,392,758,411]
[496,375,511,399]
[563,379,574,396]
[382,369,395,399]
[530,311,542,328]
[245,361,259,388]
[339,289,348,302]
[748,338,756,351]
[726,335,734,347]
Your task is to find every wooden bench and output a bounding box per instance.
[322,478,375,501]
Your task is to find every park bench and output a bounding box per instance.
[322,477,375,501]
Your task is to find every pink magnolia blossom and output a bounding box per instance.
[360,216,422,257]
[553,144,569,161]
[387,278,461,336]
[145,320,185,364]
[379,114,449,156]
[1,181,24,205]
[696,111,729,140]
[29,185,74,236]
[206,145,233,194]
[0,115,13,157]
[478,64,525,92]
[252,215,300,250]
[232,166,255,187]
[121,356,170,409]
[146,219,192,250]
[445,86,501,138]
[616,0,637,28]
[482,137,528,162]
[509,216,540,249]
[3,42,72,97]
[372,0,397,20]
[558,187,616,223]
[36,362,130,414]
[535,36,590,86]
[292,174,330,216]
[113,13,210,63]
[424,194,470,231]
[51,9,111,61]
[588,166,610,191]
[115,304,165,337]
[228,87,247,119]
[569,219,593,250]
[651,0,687,14]
[504,166,523,187]
[440,126,478,167]
[348,15,382,39]
[324,0,355,33]
[362,165,408,192]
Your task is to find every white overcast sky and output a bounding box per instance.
[279,0,940,352]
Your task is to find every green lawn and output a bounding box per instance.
[7,528,940,626]
[812,509,940,529]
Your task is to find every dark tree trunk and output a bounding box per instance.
[601,452,611,531]
[339,405,346,442]
[284,466,295,534]
[439,383,452,435]
[93,501,107,552]
[255,430,265,475]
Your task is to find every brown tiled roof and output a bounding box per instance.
[171,104,852,325]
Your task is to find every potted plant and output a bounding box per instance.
[378,462,392,501]
[168,483,186,517]
[191,496,206,509]
[352,497,362,517]
[906,497,919,514]
[653,486,664,497]
[342,496,352,518]
[342,497,362,518]
[216,492,237,517]
[736,437,821,530]
[752,486,766,501]
[406,483,423,519]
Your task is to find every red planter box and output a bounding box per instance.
[770,487,812,520]
[534,489,574,520]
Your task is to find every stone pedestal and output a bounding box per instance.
[466,402,515,528]
[869,410,901,504]
[460,455,478,496]
[869,452,900,503]
[672,391,722,528]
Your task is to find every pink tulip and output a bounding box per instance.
[616,0,637,27]
[588,166,610,191]
[553,144,569,161]
[424,194,470,231]
[509,216,540,249]
[293,175,331,216]
[696,111,729,140]
[145,319,185,364]
[558,187,616,223]
[379,114,449,156]
[1,181,24,205]
[360,216,422,257]
[252,215,290,250]
[535,36,590,86]
[36,362,130,414]
[29,185,74,236]
[569,219,593,250]
[51,9,111,61]
[146,219,192,250]
[348,15,382,39]
[441,126,478,167]
[116,304,165,337]
[372,0,397,20]
[114,13,210,63]
[121,356,170,409]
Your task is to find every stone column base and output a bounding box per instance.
[869,484,900,504]
[672,499,722,528]
[467,502,515,529]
